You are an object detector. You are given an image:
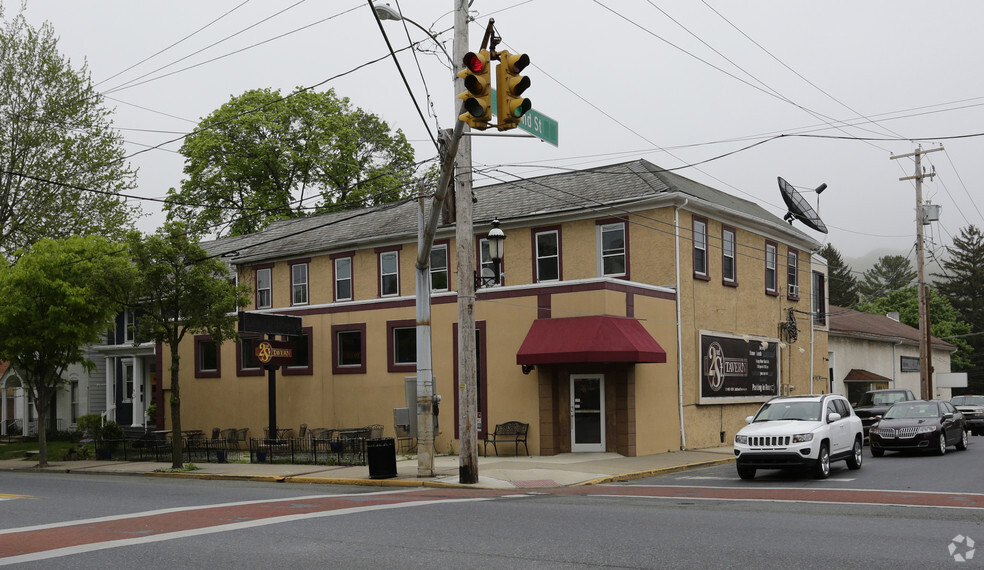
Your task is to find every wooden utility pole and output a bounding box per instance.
[891,145,943,399]
[453,0,479,484]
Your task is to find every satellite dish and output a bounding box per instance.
[778,177,828,234]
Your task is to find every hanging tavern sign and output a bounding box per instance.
[699,330,780,404]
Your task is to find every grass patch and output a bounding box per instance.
[155,463,202,473]
[0,441,76,461]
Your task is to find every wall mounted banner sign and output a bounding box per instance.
[699,331,779,403]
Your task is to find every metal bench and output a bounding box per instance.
[483,421,529,456]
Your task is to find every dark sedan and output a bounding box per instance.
[869,400,968,456]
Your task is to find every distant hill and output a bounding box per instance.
[844,247,946,285]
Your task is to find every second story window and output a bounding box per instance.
[787,249,799,299]
[291,262,308,306]
[124,309,137,342]
[722,227,737,285]
[813,271,827,325]
[535,229,560,282]
[693,217,708,279]
[334,256,352,302]
[256,267,272,309]
[765,242,778,295]
[430,244,449,292]
[380,250,399,297]
[479,238,503,286]
[598,222,626,277]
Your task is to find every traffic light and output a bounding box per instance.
[495,50,531,131]
[457,50,492,130]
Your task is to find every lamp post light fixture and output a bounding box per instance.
[372,3,453,65]
[475,218,506,289]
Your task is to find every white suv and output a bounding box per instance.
[734,394,864,480]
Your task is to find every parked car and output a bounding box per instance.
[869,400,968,456]
[853,389,917,438]
[951,395,984,436]
[733,394,863,480]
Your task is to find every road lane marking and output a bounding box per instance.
[0,494,32,500]
[588,484,984,510]
[0,489,416,536]
[0,496,493,566]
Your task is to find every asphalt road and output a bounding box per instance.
[2,443,982,568]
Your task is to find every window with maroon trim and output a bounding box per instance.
[598,221,626,278]
[765,241,778,295]
[387,319,416,373]
[430,243,449,292]
[255,266,272,309]
[236,333,263,376]
[813,271,827,325]
[722,226,737,286]
[693,217,709,280]
[787,249,800,299]
[533,227,561,282]
[289,260,309,306]
[283,327,313,376]
[194,335,220,378]
[379,250,400,297]
[332,323,366,374]
[333,255,353,302]
[478,238,503,287]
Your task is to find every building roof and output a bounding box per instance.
[202,159,819,264]
[828,305,955,352]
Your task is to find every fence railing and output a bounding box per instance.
[90,436,369,466]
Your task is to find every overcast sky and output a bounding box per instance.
[11,0,984,261]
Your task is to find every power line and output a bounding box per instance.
[94,0,255,88]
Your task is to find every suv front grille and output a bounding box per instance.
[749,435,791,447]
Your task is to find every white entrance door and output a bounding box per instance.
[571,374,605,452]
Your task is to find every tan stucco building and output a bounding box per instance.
[166,160,829,456]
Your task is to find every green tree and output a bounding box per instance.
[933,225,984,391]
[856,286,973,370]
[859,254,916,300]
[127,223,249,468]
[0,236,134,467]
[0,8,140,261]
[164,87,416,237]
[817,244,858,307]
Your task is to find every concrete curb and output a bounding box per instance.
[573,456,736,486]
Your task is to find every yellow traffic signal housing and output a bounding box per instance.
[495,50,531,131]
[457,50,492,130]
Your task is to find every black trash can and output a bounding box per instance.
[366,437,398,479]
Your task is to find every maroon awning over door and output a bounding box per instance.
[516,315,667,365]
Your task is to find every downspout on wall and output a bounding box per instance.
[674,199,688,449]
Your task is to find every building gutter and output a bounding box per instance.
[674,198,688,449]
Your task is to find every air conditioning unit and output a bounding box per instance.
[788,284,800,297]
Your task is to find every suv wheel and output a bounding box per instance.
[737,466,756,480]
[934,432,947,456]
[813,444,830,479]
[957,429,969,451]
[846,438,863,470]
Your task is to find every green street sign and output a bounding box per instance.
[491,88,559,147]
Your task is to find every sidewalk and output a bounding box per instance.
[0,446,735,489]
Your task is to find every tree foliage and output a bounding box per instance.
[0,236,134,467]
[856,286,973,371]
[164,87,416,237]
[127,223,249,468]
[0,8,140,261]
[933,225,984,391]
[816,244,858,307]
[858,254,916,300]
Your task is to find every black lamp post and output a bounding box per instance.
[475,218,506,289]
